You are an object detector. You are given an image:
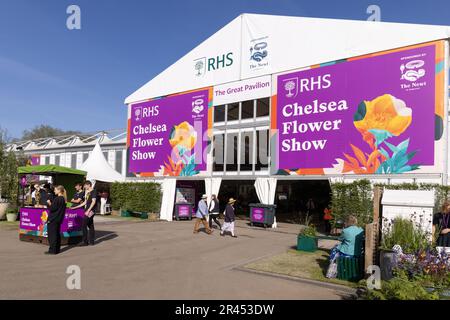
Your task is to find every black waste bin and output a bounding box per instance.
[174,203,193,221]
[249,203,276,228]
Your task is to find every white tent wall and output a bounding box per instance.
[160,179,176,221]
[240,14,450,79]
[125,13,450,105]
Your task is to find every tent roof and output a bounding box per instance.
[80,143,124,183]
[125,13,450,105]
[18,165,87,177]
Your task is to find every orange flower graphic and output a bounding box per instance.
[169,121,197,151]
[354,94,412,148]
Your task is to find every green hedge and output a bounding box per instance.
[110,182,162,213]
[330,179,373,227]
[330,180,450,227]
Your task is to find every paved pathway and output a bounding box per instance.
[0,219,351,299]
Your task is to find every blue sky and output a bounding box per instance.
[1,0,449,138]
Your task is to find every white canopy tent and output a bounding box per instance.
[80,143,124,183]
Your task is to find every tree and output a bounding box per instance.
[0,127,19,203]
[21,125,80,141]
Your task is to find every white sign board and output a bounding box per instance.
[213,75,271,106]
[381,190,435,241]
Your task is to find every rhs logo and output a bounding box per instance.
[193,53,233,77]
[283,77,299,98]
[134,107,142,121]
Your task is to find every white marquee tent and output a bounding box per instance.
[80,143,124,183]
[125,13,450,104]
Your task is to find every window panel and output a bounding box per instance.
[226,132,238,172]
[71,154,77,169]
[256,97,270,117]
[214,105,225,123]
[256,129,269,170]
[115,150,123,174]
[227,103,239,121]
[240,131,253,171]
[241,100,254,120]
[213,134,224,172]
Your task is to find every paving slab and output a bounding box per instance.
[0,219,351,300]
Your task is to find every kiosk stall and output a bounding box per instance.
[18,165,87,245]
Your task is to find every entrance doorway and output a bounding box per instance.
[175,180,205,211]
[275,180,331,228]
[219,180,259,218]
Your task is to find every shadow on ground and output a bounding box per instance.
[60,230,118,253]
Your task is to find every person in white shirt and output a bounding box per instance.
[208,194,221,230]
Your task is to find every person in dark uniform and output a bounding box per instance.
[70,183,85,205]
[46,185,67,255]
[37,184,49,208]
[208,194,221,230]
[433,201,450,247]
[73,181,97,246]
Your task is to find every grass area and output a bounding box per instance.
[105,213,159,222]
[244,249,358,288]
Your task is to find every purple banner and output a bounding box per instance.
[276,44,436,174]
[128,89,209,175]
[19,207,85,237]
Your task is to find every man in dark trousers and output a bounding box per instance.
[73,181,97,246]
[46,185,67,255]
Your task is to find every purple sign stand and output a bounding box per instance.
[19,207,85,244]
[249,204,276,228]
[174,203,193,221]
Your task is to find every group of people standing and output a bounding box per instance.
[193,194,238,238]
[45,180,98,255]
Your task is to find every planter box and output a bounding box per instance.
[6,213,18,222]
[111,209,120,217]
[0,203,8,221]
[297,235,318,252]
[379,249,398,280]
[121,210,131,217]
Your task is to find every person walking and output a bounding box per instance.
[73,181,97,246]
[208,194,221,230]
[193,194,212,234]
[46,185,67,255]
[221,198,237,238]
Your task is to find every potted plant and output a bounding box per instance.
[380,217,431,280]
[5,207,18,222]
[297,223,318,252]
[0,199,8,221]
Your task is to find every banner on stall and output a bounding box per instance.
[274,41,446,175]
[128,88,211,176]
